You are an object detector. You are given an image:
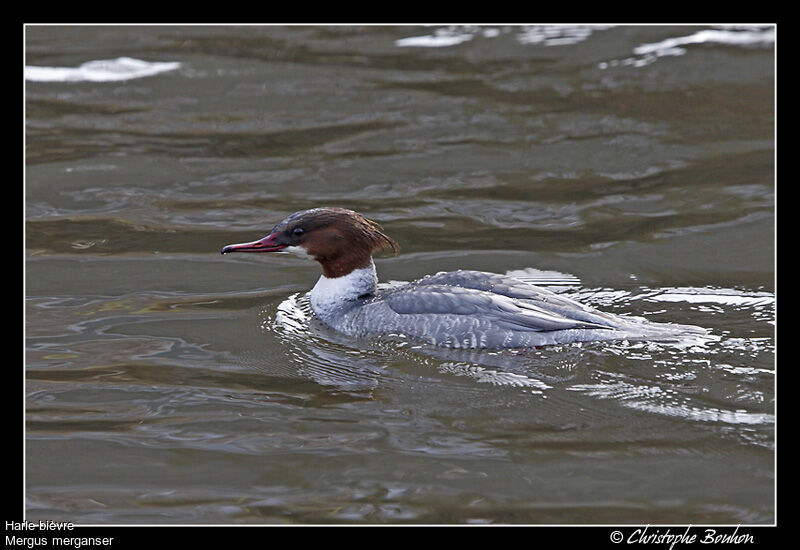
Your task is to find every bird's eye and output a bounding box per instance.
[293,227,304,235]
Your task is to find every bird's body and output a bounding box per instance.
[222,207,704,348]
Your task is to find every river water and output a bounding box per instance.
[24,25,775,525]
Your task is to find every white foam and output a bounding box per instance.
[395,25,612,49]
[505,267,581,287]
[395,28,476,48]
[25,56,181,83]
[633,27,775,57]
[600,26,775,69]
[517,25,613,47]
[647,290,774,308]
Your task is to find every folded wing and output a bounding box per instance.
[383,284,613,333]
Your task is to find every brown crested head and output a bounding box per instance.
[222,207,399,279]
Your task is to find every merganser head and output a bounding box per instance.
[221,207,399,278]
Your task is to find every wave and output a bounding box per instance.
[25,56,181,83]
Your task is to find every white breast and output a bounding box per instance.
[309,261,378,323]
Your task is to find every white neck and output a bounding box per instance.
[309,260,377,323]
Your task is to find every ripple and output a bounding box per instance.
[265,293,397,391]
[567,377,774,427]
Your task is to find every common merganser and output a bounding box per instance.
[221,207,704,348]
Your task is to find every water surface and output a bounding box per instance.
[25,24,774,524]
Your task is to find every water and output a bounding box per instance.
[24,24,774,525]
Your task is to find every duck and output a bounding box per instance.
[221,207,703,348]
